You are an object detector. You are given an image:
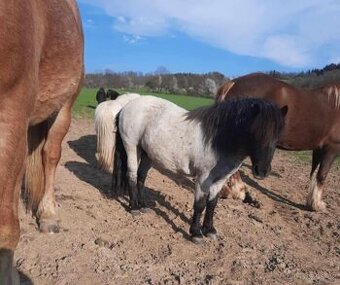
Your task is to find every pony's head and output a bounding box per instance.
[247,101,287,179]
[186,98,287,179]
[107,89,120,100]
[96,87,106,104]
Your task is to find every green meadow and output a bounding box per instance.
[72,88,214,117]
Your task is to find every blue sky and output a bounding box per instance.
[78,0,340,77]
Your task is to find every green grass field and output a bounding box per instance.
[288,150,340,167]
[73,88,214,118]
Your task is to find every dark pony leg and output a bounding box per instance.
[137,151,152,212]
[307,147,338,211]
[112,128,127,198]
[202,194,219,240]
[190,185,207,244]
[125,144,141,215]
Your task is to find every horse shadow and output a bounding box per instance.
[66,135,193,238]
[19,270,34,285]
[238,168,307,210]
[65,159,192,240]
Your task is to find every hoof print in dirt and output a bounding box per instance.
[95,238,112,249]
[39,222,60,234]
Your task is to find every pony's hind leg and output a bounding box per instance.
[306,148,338,211]
[37,101,73,233]
[137,151,152,212]
[125,144,141,215]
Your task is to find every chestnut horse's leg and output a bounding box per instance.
[36,99,74,233]
[220,171,247,200]
[307,147,338,211]
[0,109,29,285]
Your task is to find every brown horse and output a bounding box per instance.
[216,73,340,212]
[0,1,84,284]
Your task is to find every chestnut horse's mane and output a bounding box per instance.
[324,85,340,109]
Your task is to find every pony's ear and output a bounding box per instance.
[280,105,288,117]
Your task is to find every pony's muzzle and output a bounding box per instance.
[252,165,270,180]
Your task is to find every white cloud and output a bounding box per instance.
[123,34,144,44]
[79,0,340,68]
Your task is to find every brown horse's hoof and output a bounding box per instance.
[306,199,326,212]
[191,236,204,245]
[39,220,60,234]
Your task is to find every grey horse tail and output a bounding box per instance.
[112,113,128,196]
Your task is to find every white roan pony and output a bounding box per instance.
[95,93,140,171]
[110,96,287,243]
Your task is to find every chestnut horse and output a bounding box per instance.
[0,1,84,284]
[216,73,340,212]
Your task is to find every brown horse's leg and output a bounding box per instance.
[306,148,337,211]
[36,102,73,233]
[0,115,28,285]
[220,171,247,200]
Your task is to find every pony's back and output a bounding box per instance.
[95,93,140,171]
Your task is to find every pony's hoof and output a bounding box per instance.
[140,207,152,214]
[130,209,141,216]
[191,236,204,245]
[39,221,60,234]
[205,233,218,240]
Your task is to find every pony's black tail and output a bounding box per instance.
[112,113,128,197]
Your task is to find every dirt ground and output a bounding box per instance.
[16,118,339,285]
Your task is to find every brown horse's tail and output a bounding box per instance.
[24,121,48,214]
[215,81,235,102]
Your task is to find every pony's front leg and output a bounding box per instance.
[190,184,207,244]
[201,179,226,240]
[201,195,219,240]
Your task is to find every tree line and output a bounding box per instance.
[84,63,340,97]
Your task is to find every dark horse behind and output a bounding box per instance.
[216,73,340,211]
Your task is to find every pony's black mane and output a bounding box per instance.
[186,98,284,154]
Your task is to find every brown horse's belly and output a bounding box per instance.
[29,75,81,125]
[278,122,325,151]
